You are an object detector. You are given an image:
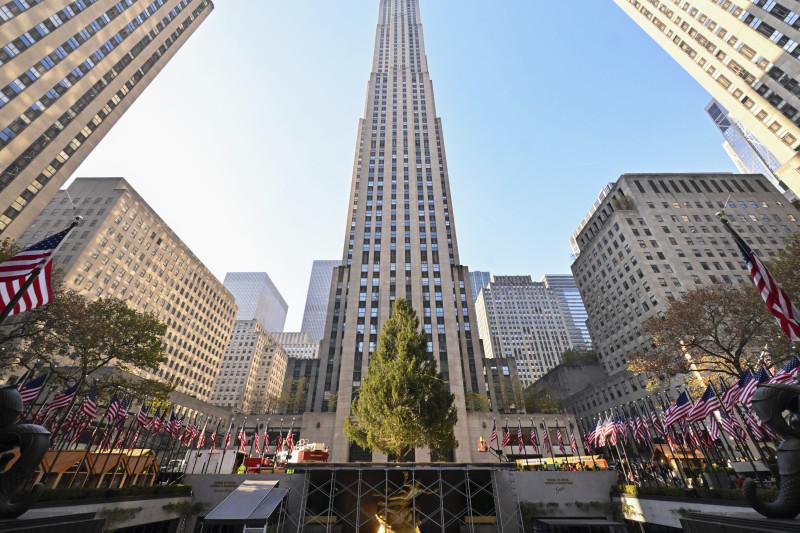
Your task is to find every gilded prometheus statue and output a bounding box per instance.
[374,472,437,533]
[743,382,800,519]
[0,385,50,519]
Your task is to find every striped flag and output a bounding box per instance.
[19,374,47,405]
[647,403,666,439]
[238,427,247,452]
[136,403,150,426]
[663,392,692,427]
[517,420,524,453]
[262,422,269,451]
[210,427,218,451]
[489,421,498,446]
[502,421,510,448]
[687,386,721,423]
[721,374,748,410]
[197,428,206,449]
[530,422,539,454]
[768,356,800,385]
[541,422,551,455]
[570,428,578,454]
[0,226,73,316]
[720,411,747,441]
[286,424,295,452]
[150,409,164,435]
[729,223,800,341]
[43,383,79,414]
[557,427,565,455]
[709,417,720,442]
[743,410,765,441]
[106,394,121,421]
[223,429,231,452]
[253,429,261,454]
[80,385,97,419]
[117,399,130,422]
[740,367,771,408]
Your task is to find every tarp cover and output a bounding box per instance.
[204,480,287,524]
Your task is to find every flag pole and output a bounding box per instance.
[0,217,82,326]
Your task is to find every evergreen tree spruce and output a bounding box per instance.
[344,298,458,461]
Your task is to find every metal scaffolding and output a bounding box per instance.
[284,463,523,533]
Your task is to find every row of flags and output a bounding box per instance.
[580,355,800,457]
[487,419,572,456]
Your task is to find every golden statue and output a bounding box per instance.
[374,472,437,533]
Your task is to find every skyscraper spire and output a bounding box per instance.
[313,0,488,462]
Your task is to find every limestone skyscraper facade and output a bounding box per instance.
[313,0,488,462]
[0,0,213,239]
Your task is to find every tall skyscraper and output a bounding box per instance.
[223,272,288,333]
[17,177,237,402]
[705,99,797,201]
[475,275,573,387]
[468,270,491,303]
[313,0,488,462]
[542,274,593,351]
[300,260,338,342]
[613,0,800,197]
[567,172,799,418]
[0,0,214,240]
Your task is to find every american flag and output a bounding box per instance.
[209,426,218,451]
[709,417,720,441]
[238,427,247,452]
[583,431,592,454]
[570,428,578,454]
[768,356,800,385]
[647,403,666,439]
[502,421,510,448]
[286,424,295,452]
[150,409,164,435]
[262,422,269,451]
[80,385,97,419]
[136,403,150,426]
[608,418,618,447]
[164,412,177,436]
[489,421,498,446]
[44,383,79,414]
[128,428,141,451]
[517,420,524,453]
[721,374,748,410]
[720,411,747,441]
[557,427,565,455]
[740,367,771,408]
[197,428,206,449]
[275,431,283,451]
[69,417,86,446]
[106,394,121,421]
[117,398,130,422]
[731,225,800,341]
[743,410,765,441]
[222,429,231,452]
[686,386,721,423]
[530,422,539,454]
[253,429,261,454]
[19,374,47,405]
[595,418,606,448]
[0,227,73,316]
[172,415,184,438]
[685,421,701,449]
[541,422,551,455]
[627,415,638,444]
[663,392,692,427]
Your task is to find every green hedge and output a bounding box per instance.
[21,484,191,503]
[613,484,779,502]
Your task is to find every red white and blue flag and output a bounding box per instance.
[19,374,47,405]
[768,356,800,385]
[106,394,121,421]
[80,385,97,419]
[570,427,578,454]
[557,427,565,455]
[489,421,498,446]
[530,422,539,454]
[732,229,800,341]
[687,386,721,423]
[517,420,524,453]
[740,367,771,408]
[663,392,692,427]
[502,421,510,448]
[541,422,552,455]
[286,424,295,452]
[0,227,73,316]
[43,383,79,414]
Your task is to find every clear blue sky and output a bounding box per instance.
[73,1,737,330]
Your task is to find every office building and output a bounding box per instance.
[0,0,213,240]
[468,270,491,303]
[311,0,489,462]
[475,275,573,387]
[223,272,288,333]
[17,177,236,402]
[542,274,593,350]
[271,331,319,360]
[706,98,797,200]
[614,0,800,197]
[210,319,288,414]
[300,260,338,342]
[568,172,799,417]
